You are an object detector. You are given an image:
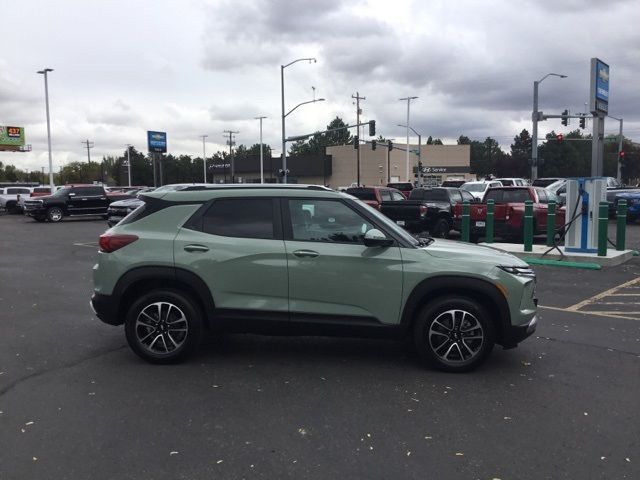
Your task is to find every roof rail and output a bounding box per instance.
[180,184,333,192]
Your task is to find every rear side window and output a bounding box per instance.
[6,188,30,194]
[203,198,274,239]
[346,188,376,201]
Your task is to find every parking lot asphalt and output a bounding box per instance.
[1,214,638,480]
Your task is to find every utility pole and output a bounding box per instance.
[200,135,208,183]
[224,130,239,183]
[125,144,133,187]
[352,92,365,185]
[81,139,94,164]
[37,68,55,192]
[399,97,418,182]
[255,117,267,184]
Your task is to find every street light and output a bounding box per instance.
[399,96,418,182]
[200,135,208,183]
[531,73,567,180]
[255,116,267,184]
[281,57,317,183]
[398,124,422,186]
[37,68,54,191]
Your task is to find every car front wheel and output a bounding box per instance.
[124,289,203,364]
[431,218,451,238]
[413,296,495,372]
[46,207,64,222]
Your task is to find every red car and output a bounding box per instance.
[387,182,414,198]
[345,186,406,210]
[453,186,565,241]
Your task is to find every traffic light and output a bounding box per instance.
[371,140,377,151]
[561,109,568,126]
[579,116,586,129]
[556,133,564,143]
[619,151,625,162]
[368,120,376,136]
[388,140,393,151]
[353,135,359,150]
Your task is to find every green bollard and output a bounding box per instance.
[546,201,556,247]
[486,199,494,244]
[524,200,533,252]
[616,200,627,251]
[597,201,609,257]
[461,201,470,242]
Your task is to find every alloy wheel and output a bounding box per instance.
[135,302,189,355]
[428,309,484,364]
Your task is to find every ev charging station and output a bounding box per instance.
[564,178,607,253]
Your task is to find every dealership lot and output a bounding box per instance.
[0,214,638,480]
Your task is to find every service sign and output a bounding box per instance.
[147,131,167,153]
[590,58,609,114]
[0,126,25,146]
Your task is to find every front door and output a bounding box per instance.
[283,198,404,325]
[173,197,289,316]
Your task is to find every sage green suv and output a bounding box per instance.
[91,185,537,372]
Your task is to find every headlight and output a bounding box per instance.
[498,265,535,277]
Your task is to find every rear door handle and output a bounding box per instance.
[184,244,209,253]
[293,249,319,258]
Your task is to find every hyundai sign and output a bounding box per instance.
[590,58,609,114]
[147,131,167,153]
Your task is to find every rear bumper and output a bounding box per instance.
[90,292,122,326]
[501,315,537,349]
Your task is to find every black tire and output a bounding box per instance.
[469,233,480,243]
[6,202,19,215]
[413,296,495,372]
[124,289,204,364]
[46,206,64,222]
[33,216,46,222]
[431,218,451,239]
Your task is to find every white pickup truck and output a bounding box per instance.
[0,186,33,214]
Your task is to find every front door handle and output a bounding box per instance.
[184,244,209,253]
[293,249,319,258]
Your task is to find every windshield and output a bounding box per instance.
[154,185,185,193]
[462,183,487,193]
[351,198,418,246]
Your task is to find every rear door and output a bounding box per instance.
[173,197,289,315]
[283,197,403,325]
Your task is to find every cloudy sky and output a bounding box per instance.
[1,0,639,173]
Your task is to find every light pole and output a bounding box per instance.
[398,124,422,186]
[224,130,239,183]
[255,116,267,183]
[281,57,317,183]
[200,135,208,183]
[399,96,418,182]
[608,115,624,183]
[531,73,567,180]
[125,144,133,186]
[37,68,54,191]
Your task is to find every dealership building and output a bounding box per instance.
[209,143,472,187]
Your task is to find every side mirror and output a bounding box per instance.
[364,228,393,248]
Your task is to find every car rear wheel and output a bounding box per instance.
[124,289,203,364]
[413,296,495,372]
[431,218,451,239]
[46,207,64,222]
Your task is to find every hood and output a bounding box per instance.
[110,198,144,208]
[423,238,527,266]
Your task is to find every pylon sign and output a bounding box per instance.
[590,58,609,114]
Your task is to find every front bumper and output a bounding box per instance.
[90,292,122,326]
[502,315,537,349]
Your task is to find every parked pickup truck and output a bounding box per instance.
[380,187,476,237]
[23,184,132,222]
[0,186,33,214]
[453,186,565,241]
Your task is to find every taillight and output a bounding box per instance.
[99,233,138,253]
[419,205,428,217]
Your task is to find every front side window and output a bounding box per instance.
[203,198,274,239]
[379,189,392,202]
[391,191,405,201]
[289,199,373,244]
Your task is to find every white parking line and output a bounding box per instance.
[565,277,640,312]
[539,305,640,322]
[73,242,98,248]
